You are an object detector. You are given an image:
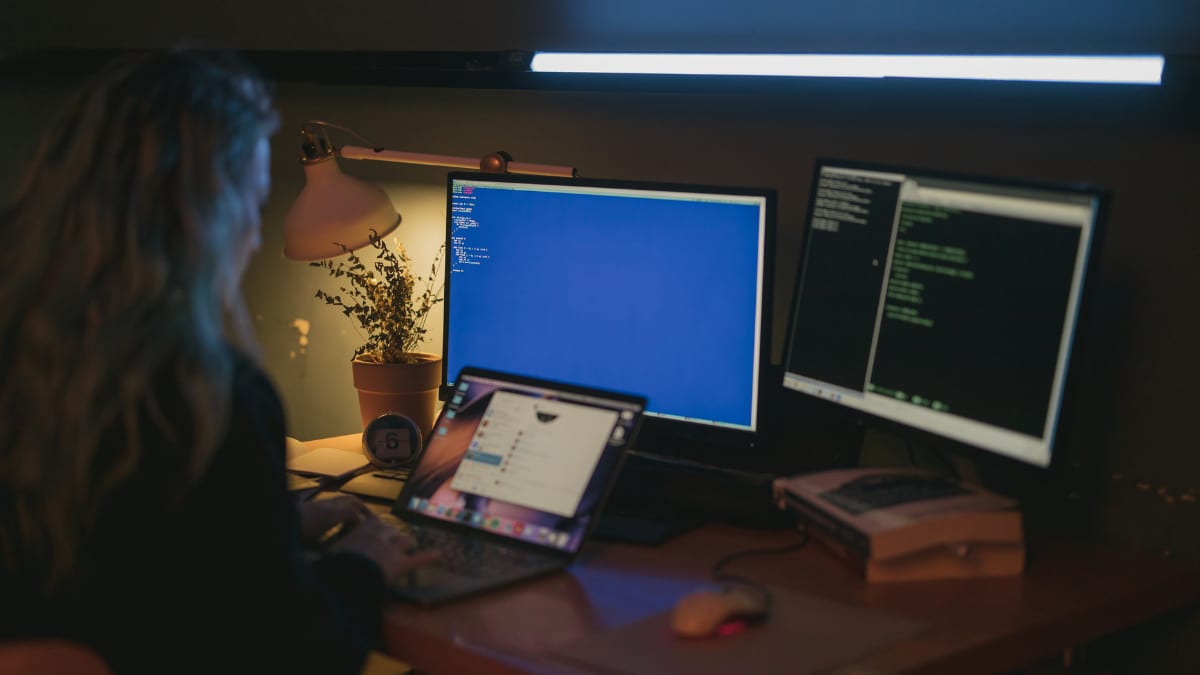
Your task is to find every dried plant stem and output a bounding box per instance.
[311,230,445,364]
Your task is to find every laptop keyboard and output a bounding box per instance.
[381,513,554,578]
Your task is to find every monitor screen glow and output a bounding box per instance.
[445,173,773,438]
[783,160,1105,468]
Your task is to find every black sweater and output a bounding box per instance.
[1,354,385,675]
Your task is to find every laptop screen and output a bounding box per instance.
[396,368,645,554]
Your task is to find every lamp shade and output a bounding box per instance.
[282,157,401,261]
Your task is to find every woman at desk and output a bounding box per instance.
[0,49,435,674]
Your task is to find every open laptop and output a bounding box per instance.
[384,366,646,605]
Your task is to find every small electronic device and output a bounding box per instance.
[362,412,423,470]
[338,413,423,502]
[389,366,646,605]
[782,158,1107,470]
[670,585,768,639]
[773,467,1025,582]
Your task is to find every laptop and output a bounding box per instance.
[383,366,646,605]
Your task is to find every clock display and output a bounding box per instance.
[362,412,423,469]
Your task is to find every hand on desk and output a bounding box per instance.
[301,495,440,584]
[328,513,442,586]
[299,494,373,545]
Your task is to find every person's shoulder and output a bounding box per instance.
[221,345,289,449]
[226,346,277,390]
[224,346,284,413]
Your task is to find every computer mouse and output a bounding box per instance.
[669,585,768,639]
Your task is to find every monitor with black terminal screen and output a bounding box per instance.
[444,172,776,540]
[781,158,1107,511]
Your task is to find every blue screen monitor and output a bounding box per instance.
[783,159,1107,469]
[444,172,775,465]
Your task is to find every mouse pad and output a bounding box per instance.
[545,586,927,675]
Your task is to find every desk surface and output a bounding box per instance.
[305,434,1200,675]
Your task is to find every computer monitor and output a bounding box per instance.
[444,172,775,471]
[783,158,1106,471]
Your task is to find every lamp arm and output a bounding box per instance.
[339,145,484,170]
[338,144,576,178]
[502,160,580,179]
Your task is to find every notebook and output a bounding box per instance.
[384,366,646,605]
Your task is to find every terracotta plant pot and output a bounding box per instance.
[350,352,442,442]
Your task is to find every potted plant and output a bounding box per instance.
[312,230,445,439]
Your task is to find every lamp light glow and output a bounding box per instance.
[530,53,1165,85]
[282,156,401,261]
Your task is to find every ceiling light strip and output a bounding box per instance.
[529,53,1165,85]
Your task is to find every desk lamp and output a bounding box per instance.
[281,120,577,261]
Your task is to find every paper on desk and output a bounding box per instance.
[287,446,369,479]
[340,471,407,501]
[285,436,312,462]
[287,473,324,501]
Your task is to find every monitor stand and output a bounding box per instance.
[592,451,788,546]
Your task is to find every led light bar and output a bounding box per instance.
[530,53,1165,85]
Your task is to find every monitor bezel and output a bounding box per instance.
[441,170,778,471]
[780,157,1110,477]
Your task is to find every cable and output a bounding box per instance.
[929,445,961,481]
[708,529,809,620]
[902,436,960,481]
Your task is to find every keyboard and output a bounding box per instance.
[820,473,970,514]
[380,513,553,578]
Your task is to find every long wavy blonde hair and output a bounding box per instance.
[0,49,279,592]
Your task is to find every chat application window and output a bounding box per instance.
[450,391,619,517]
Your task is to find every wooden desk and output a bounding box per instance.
[304,435,1200,674]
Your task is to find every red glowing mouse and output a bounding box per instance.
[670,585,768,639]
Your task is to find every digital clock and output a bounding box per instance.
[361,412,423,470]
